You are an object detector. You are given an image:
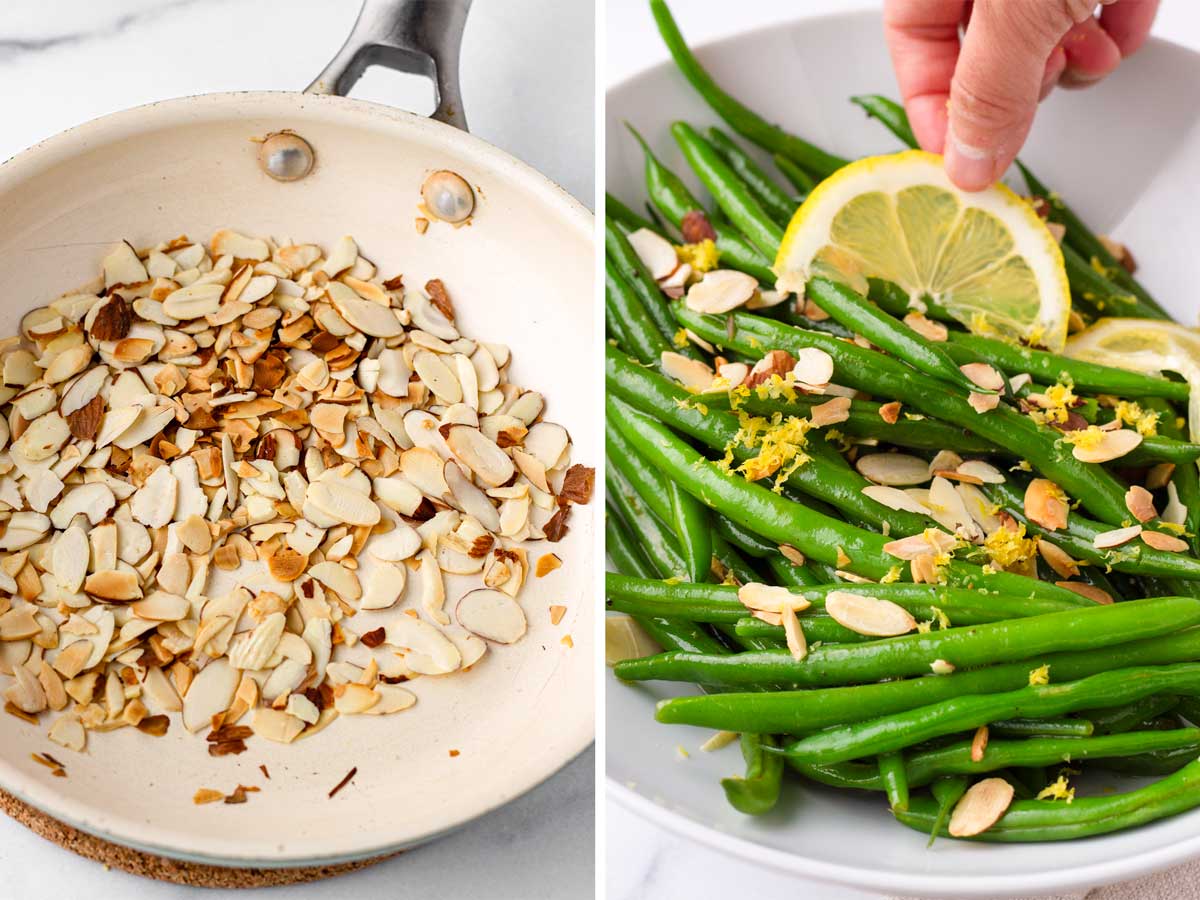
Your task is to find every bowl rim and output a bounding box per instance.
[0,88,595,868]
[604,8,1200,895]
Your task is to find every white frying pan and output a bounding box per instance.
[0,0,594,867]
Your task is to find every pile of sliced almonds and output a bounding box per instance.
[0,230,592,755]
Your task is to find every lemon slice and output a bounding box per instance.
[1066,318,1200,440]
[775,150,1071,351]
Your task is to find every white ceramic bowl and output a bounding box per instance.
[606,9,1200,897]
[0,92,595,866]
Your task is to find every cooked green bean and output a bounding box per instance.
[988,718,1094,738]
[784,662,1200,764]
[773,153,814,196]
[707,127,799,226]
[649,0,847,179]
[607,191,663,236]
[722,732,784,815]
[668,479,712,584]
[878,751,909,811]
[605,258,670,366]
[617,597,1200,690]
[655,626,1200,733]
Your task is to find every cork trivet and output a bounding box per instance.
[0,788,398,887]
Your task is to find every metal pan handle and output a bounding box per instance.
[305,0,472,132]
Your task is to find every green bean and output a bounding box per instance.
[675,300,1141,526]
[849,95,918,149]
[606,505,657,580]
[627,124,776,283]
[805,277,988,393]
[729,615,867,645]
[617,597,1200,692]
[654,626,1200,733]
[988,718,1094,738]
[606,345,937,537]
[609,394,1081,602]
[1018,161,1170,320]
[937,332,1189,403]
[668,480,712,584]
[984,479,1200,581]
[1092,745,1200,776]
[722,732,784,815]
[604,575,1079,628]
[879,751,909,811]
[784,662,1200,764]
[764,552,823,589]
[607,192,663,236]
[606,215,703,361]
[1090,695,1181,735]
[606,464,687,581]
[927,776,968,846]
[1062,243,1165,320]
[1178,696,1200,726]
[606,505,726,656]
[796,729,1200,792]
[708,127,799,227]
[605,258,670,366]
[671,122,784,258]
[698,391,996,455]
[773,154,814,197]
[897,755,1200,841]
[649,0,847,179]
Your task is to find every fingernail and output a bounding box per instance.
[945,127,997,192]
[1059,66,1104,89]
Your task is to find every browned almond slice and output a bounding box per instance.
[1142,530,1190,553]
[810,396,851,427]
[878,401,901,424]
[1036,539,1079,579]
[970,726,989,763]
[1055,581,1114,604]
[84,570,141,602]
[780,604,807,661]
[1125,485,1157,523]
[825,591,917,636]
[1024,479,1069,531]
[883,529,956,559]
[949,778,1014,837]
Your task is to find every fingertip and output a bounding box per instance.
[1061,17,1122,87]
[906,93,951,154]
[1040,47,1067,100]
[944,130,1002,192]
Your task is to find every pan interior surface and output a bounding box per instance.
[0,91,594,866]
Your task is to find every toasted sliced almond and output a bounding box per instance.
[1056,581,1114,604]
[825,591,917,636]
[780,604,807,661]
[1125,485,1157,523]
[684,269,758,314]
[445,425,515,487]
[736,583,811,614]
[959,363,1004,392]
[1024,479,1069,531]
[949,778,1014,837]
[968,392,1001,413]
[791,347,834,387]
[660,351,715,392]
[626,228,678,280]
[1142,530,1190,553]
[1094,524,1142,549]
[1037,539,1080,579]
[456,588,527,643]
[856,453,930,486]
[1070,428,1143,463]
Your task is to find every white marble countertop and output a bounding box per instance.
[0,1,594,897]
[605,1,1200,899]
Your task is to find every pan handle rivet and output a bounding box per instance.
[258,132,315,182]
[421,170,475,223]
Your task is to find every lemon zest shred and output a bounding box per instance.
[1037,774,1075,803]
[1029,664,1051,686]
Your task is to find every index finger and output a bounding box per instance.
[883,0,967,153]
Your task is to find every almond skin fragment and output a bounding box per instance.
[65,396,104,441]
[90,296,132,342]
[1024,479,1069,531]
[680,210,717,243]
[949,778,1014,837]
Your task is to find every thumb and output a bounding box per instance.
[945,0,1076,190]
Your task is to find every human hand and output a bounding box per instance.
[883,0,1159,191]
